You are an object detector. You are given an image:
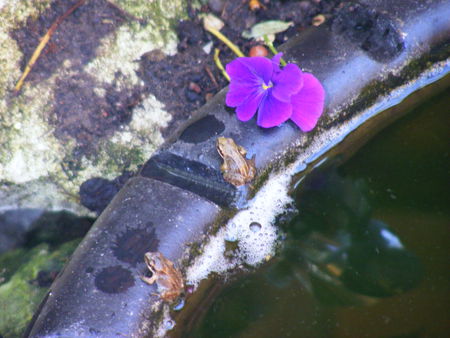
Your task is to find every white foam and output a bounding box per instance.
[154,306,175,338]
[186,162,294,286]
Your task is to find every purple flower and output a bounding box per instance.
[225,53,325,131]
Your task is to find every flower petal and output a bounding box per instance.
[257,90,292,128]
[226,59,261,88]
[226,81,259,107]
[272,63,303,102]
[239,57,273,84]
[271,53,283,69]
[235,88,266,122]
[290,73,325,132]
[226,57,272,86]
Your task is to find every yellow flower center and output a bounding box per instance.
[262,82,273,90]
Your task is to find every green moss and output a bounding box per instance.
[0,1,53,26]
[0,240,80,337]
[249,165,272,199]
[340,42,450,122]
[95,142,145,174]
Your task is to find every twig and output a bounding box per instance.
[204,65,219,88]
[14,0,87,93]
[214,48,230,82]
[220,1,229,19]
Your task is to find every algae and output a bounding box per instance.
[0,240,80,337]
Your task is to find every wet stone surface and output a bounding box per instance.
[111,225,159,266]
[52,73,143,151]
[94,265,135,294]
[332,2,404,62]
[180,115,225,144]
[11,0,139,154]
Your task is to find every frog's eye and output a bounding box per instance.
[152,258,163,270]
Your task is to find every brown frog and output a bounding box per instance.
[142,252,184,302]
[216,136,256,186]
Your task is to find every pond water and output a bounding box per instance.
[191,89,449,337]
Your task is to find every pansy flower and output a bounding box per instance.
[225,53,325,131]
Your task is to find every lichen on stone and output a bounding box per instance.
[84,0,187,86]
[0,85,61,184]
[0,0,186,214]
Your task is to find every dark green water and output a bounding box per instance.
[192,89,450,337]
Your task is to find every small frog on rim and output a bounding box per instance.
[216,136,256,186]
[142,252,184,302]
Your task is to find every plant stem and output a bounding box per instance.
[263,35,287,66]
[205,27,244,57]
[214,48,230,81]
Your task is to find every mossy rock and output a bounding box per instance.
[0,240,80,337]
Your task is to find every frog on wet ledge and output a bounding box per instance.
[216,136,256,186]
[142,251,184,303]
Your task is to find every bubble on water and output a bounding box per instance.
[173,298,185,311]
[164,319,175,330]
[249,222,261,232]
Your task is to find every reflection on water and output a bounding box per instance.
[191,90,449,337]
[273,165,422,302]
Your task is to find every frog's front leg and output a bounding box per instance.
[221,161,229,173]
[224,171,245,186]
[141,274,157,285]
[237,145,247,156]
